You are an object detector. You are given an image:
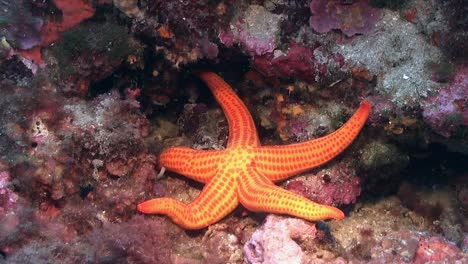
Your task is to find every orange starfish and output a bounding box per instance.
[138,71,371,229]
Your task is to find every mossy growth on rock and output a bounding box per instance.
[44,20,141,81]
[360,141,409,175]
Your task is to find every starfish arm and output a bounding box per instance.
[160,147,224,183]
[137,171,239,229]
[254,101,371,181]
[196,71,260,147]
[238,167,344,221]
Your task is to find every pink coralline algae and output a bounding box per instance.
[422,67,468,137]
[309,0,382,37]
[253,42,346,83]
[0,169,20,242]
[0,170,17,212]
[285,161,361,206]
[243,215,316,264]
[413,236,463,264]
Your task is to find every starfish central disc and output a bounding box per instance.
[225,147,255,170]
[137,71,371,229]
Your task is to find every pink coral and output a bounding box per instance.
[422,67,468,137]
[309,0,382,37]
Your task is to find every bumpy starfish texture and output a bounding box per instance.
[138,71,371,229]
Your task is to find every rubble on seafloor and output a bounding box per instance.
[0,0,467,263]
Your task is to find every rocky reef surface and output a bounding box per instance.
[0,0,466,263]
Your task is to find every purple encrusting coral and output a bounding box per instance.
[254,42,346,83]
[422,67,468,137]
[309,0,383,37]
[0,0,43,50]
[0,169,20,244]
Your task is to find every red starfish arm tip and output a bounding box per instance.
[254,100,371,181]
[138,172,239,229]
[238,168,345,221]
[195,71,260,147]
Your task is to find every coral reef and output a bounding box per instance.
[0,0,467,262]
